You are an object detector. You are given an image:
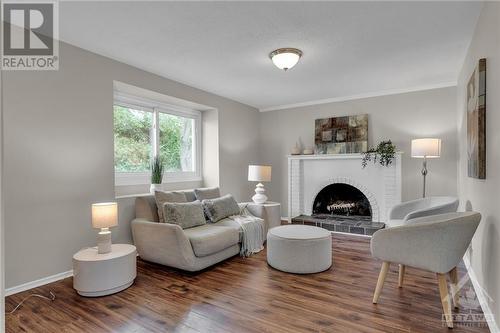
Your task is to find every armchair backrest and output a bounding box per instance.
[389,196,459,221]
[372,212,481,273]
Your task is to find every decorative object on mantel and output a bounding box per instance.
[290,142,301,155]
[361,140,397,168]
[411,138,441,198]
[467,58,486,179]
[315,114,368,154]
[302,147,314,155]
[150,156,164,194]
[248,165,272,204]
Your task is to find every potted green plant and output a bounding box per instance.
[361,140,397,168]
[150,156,164,194]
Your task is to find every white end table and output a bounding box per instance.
[245,201,282,234]
[73,244,136,297]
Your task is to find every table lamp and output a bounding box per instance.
[92,202,118,254]
[411,138,441,198]
[248,165,272,204]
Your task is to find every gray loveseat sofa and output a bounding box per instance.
[131,190,248,271]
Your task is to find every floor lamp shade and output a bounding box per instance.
[91,202,118,254]
[411,138,441,198]
[411,138,441,158]
[248,165,272,204]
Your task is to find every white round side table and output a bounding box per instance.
[245,201,282,234]
[73,244,136,297]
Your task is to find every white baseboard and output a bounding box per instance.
[463,254,499,333]
[5,270,73,296]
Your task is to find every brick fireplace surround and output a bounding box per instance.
[287,153,402,235]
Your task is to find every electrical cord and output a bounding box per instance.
[6,291,56,315]
[6,247,99,315]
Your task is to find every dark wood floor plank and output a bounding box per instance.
[6,233,490,333]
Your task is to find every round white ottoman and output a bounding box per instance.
[267,225,332,274]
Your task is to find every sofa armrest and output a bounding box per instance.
[131,218,195,268]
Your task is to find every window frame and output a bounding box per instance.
[114,92,202,186]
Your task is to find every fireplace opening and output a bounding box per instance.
[312,183,372,219]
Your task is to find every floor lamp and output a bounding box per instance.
[411,138,441,198]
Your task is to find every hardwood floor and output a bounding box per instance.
[6,233,490,333]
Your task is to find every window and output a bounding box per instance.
[114,92,201,186]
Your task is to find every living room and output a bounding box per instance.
[1,1,499,332]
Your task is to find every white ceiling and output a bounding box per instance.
[59,1,482,111]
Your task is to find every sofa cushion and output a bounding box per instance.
[194,187,221,201]
[163,201,206,229]
[182,190,197,202]
[202,194,240,223]
[183,224,239,257]
[155,190,187,223]
[135,195,160,222]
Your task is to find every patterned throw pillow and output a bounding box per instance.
[202,194,240,223]
[154,191,187,223]
[162,201,206,229]
[194,187,221,201]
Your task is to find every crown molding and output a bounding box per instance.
[259,81,457,112]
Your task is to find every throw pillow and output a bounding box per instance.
[163,201,206,229]
[194,187,221,201]
[202,194,240,223]
[154,190,187,223]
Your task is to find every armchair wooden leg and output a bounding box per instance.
[373,261,390,304]
[449,267,460,309]
[437,273,453,329]
[398,264,405,288]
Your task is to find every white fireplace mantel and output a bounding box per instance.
[287,152,402,223]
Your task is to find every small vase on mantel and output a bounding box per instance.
[291,142,301,155]
[150,183,162,194]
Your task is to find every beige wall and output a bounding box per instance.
[259,87,458,216]
[2,42,259,288]
[457,2,500,329]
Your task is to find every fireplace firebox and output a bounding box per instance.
[312,183,372,219]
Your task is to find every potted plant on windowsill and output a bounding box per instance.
[150,156,164,194]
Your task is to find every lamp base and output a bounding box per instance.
[97,228,112,254]
[252,183,268,204]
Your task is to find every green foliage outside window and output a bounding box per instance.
[159,113,193,172]
[114,105,193,173]
[114,105,152,172]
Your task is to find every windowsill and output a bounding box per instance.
[114,177,203,199]
[115,172,202,187]
[115,193,151,199]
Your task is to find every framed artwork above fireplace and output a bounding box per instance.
[315,114,368,154]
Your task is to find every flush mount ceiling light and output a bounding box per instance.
[269,48,303,71]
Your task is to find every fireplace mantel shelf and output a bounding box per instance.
[288,152,403,160]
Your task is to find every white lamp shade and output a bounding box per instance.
[248,165,272,182]
[411,138,441,158]
[92,202,118,229]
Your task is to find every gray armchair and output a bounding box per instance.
[371,212,481,328]
[387,196,459,228]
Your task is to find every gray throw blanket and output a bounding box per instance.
[229,205,265,257]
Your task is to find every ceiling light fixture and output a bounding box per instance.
[269,48,303,71]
